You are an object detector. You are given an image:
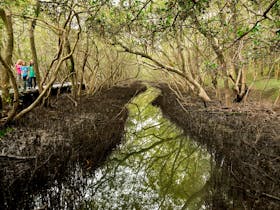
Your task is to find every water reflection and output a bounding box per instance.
[84,88,213,209]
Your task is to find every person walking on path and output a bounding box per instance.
[28,60,36,89]
[20,61,29,91]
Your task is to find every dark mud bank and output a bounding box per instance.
[0,81,146,209]
[152,83,280,209]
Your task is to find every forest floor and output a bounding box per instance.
[0,81,279,209]
[152,83,280,209]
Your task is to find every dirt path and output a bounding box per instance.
[152,83,280,209]
[0,81,146,209]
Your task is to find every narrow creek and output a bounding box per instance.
[34,87,215,209]
[82,87,214,209]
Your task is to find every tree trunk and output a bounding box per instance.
[208,37,231,106]
[65,37,77,98]
[229,1,249,103]
[191,12,231,106]
[0,9,19,125]
[78,33,89,97]
[30,0,42,93]
[277,62,280,80]
[0,9,14,110]
[0,55,19,126]
[0,63,9,109]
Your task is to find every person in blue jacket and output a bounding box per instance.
[20,61,29,91]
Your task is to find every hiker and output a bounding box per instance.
[28,60,36,89]
[15,59,23,87]
[20,61,29,91]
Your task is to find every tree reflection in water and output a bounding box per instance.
[85,88,213,209]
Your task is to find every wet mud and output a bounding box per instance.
[0,81,146,209]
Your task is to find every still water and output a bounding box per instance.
[82,87,213,209]
[35,88,214,209]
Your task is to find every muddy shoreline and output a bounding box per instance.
[0,81,146,209]
[152,83,280,209]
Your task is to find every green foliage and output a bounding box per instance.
[3,96,12,105]
[0,0,32,9]
[237,26,250,38]
[251,23,260,33]
[0,20,3,31]
[205,61,218,71]
[253,79,280,90]
[271,0,280,16]
[0,127,12,137]
[177,0,210,13]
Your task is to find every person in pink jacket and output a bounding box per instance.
[15,59,23,88]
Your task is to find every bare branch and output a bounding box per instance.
[0,154,36,160]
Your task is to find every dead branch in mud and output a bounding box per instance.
[0,154,36,160]
[66,95,78,107]
[261,192,280,202]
